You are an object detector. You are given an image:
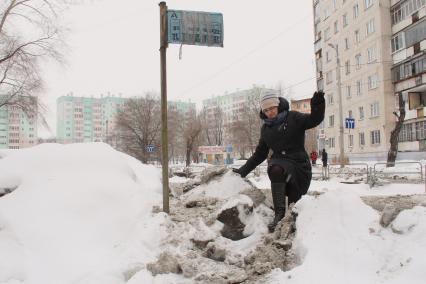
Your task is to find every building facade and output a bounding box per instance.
[202,86,278,149]
[313,0,395,161]
[390,0,426,153]
[0,96,38,149]
[290,98,319,154]
[56,93,125,144]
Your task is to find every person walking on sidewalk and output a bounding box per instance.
[233,91,325,232]
[310,150,318,165]
[321,148,328,179]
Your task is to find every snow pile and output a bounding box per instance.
[267,190,426,284]
[0,143,167,284]
[1,143,425,284]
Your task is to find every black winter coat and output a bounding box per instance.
[238,96,325,202]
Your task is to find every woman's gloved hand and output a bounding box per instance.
[311,90,325,105]
[232,167,247,178]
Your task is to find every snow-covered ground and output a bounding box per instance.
[0,143,425,284]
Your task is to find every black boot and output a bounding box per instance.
[268,182,287,232]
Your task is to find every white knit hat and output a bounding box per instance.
[260,93,279,111]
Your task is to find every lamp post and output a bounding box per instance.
[328,43,345,167]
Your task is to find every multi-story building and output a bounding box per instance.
[0,95,38,149]
[313,0,395,161]
[390,0,426,153]
[202,86,278,147]
[291,98,319,154]
[56,93,125,144]
[57,93,196,157]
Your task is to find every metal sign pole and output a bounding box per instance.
[159,1,169,213]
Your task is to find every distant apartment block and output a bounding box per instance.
[390,0,426,151]
[0,95,38,149]
[57,93,196,147]
[313,0,395,160]
[56,93,125,144]
[202,86,278,146]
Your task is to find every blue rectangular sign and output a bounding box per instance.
[167,10,224,47]
[345,118,355,129]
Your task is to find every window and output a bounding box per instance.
[359,106,364,119]
[329,137,336,148]
[326,70,333,84]
[348,110,353,118]
[324,27,331,41]
[356,80,362,95]
[334,20,339,33]
[405,16,426,47]
[324,8,330,20]
[353,4,360,18]
[346,85,352,98]
[367,46,377,63]
[326,51,331,62]
[349,134,354,147]
[364,0,374,10]
[391,32,405,53]
[345,60,351,74]
[332,0,337,10]
[355,54,362,69]
[371,130,381,145]
[329,115,335,127]
[366,19,375,35]
[355,29,360,43]
[391,0,426,25]
[327,93,334,105]
[370,102,380,117]
[399,123,414,142]
[345,38,350,49]
[368,74,378,89]
[343,13,348,27]
[392,54,426,82]
[359,132,365,146]
[416,120,426,140]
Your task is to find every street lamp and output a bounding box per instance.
[328,43,345,167]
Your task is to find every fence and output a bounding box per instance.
[372,162,423,183]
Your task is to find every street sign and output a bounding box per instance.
[167,10,224,47]
[146,145,156,153]
[345,118,355,129]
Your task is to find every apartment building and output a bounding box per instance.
[0,95,38,149]
[56,93,125,144]
[202,86,278,146]
[290,98,319,154]
[313,0,395,161]
[390,0,426,152]
[57,93,196,152]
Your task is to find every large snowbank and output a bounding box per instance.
[0,143,167,284]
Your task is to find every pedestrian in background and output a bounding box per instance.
[321,148,328,179]
[310,150,318,165]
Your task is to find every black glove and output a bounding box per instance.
[232,167,247,178]
[311,90,325,106]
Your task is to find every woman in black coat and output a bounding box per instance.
[233,91,325,232]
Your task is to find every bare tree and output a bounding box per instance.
[211,106,224,146]
[182,110,202,167]
[199,105,213,146]
[0,0,67,123]
[228,88,262,158]
[114,94,161,163]
[387,93,406,167]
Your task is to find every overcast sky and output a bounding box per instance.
[41,0,316,136]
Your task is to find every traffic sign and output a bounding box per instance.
[345,118,355,129]
[146,145,156,153]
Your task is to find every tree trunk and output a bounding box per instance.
[386,93,406,167]
[185,142,191,167]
